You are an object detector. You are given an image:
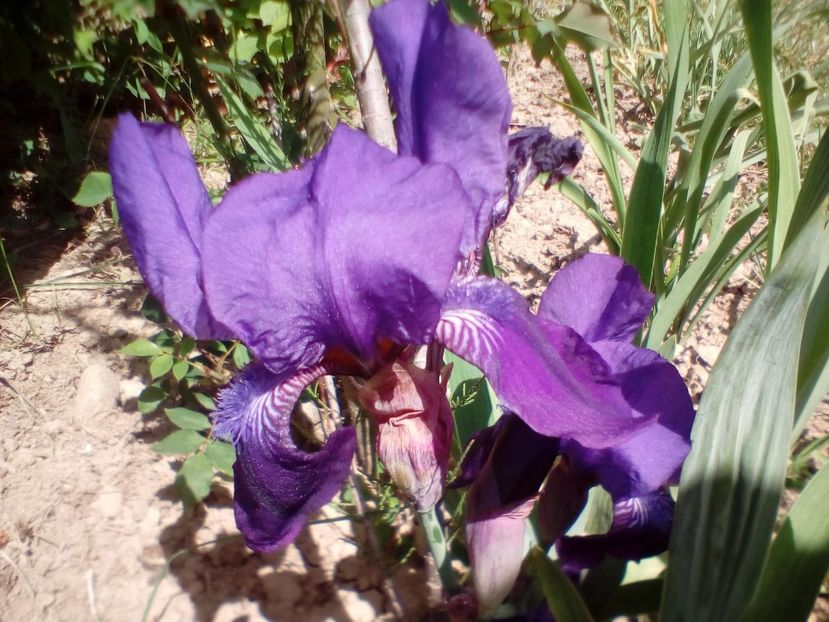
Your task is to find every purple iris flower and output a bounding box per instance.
[454,254,695,611]
[109,0,650,554]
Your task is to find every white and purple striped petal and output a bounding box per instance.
[436,277,650,448]
[213,364,357,552]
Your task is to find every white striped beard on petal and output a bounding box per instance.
[212,363,356,552]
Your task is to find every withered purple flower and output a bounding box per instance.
[455,254,695,610]
[109,0,639,553]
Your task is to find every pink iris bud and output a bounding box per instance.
[358,360,453,511]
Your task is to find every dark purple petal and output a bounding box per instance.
[536,456,591,545]
[560,342,694,498]
[109,113,230,339]
[202,125,468,376]
[493,128,584,228]
[437,277,652,448]
[370,0,512,251]
[556,489,675,573]
[538,254,654,344]
[213,363,356,552]
[448,416,506,489]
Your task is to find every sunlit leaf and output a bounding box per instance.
[72,171,113,207]
[175,453,213,507]
[165,407,211,431]
[152,429,204,455]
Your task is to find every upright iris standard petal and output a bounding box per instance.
[202,126,469,376]
[538,253,654,343]
[109,113,229,339]
[436,277,649,448]
[370,0,512,250]
[213,364,357,552]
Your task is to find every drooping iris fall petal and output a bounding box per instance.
[556,489,675,573]
[109,113,230,339]
[201,126,470,377]
[370,0,512,251]
[213,363,357,552]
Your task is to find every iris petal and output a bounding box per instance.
[538,253,654,343]
[202,125,469,376]
[109,113,230,339]
[436,277,649,448]
[556,489,675,572]
[213,364,357,552]
[370,0,512,250]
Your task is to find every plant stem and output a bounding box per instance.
[338,0,397,151]
[418,506,458,591]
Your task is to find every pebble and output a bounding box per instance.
[92,489,123,518]
[73,363,120,420]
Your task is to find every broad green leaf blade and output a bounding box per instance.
[152,429,204,455]
[554,2,615,51]
[793,217,829,438]
[677,55,753,271]
[743,463,829,621]
[621,23,689,289]
[647,204,761,348]
[121,338,162,357]
[205,441,236,476]
[216,77,290,171]
[558,178,621,254]
[444,351,499,448]
[785,129,829,250]
[554,101,637,170]
[549,39,627,223]
[175,453,213,507]
[661,209,825,622]
[72,171,113,207]
[738,0,800,269]
[165,407,211,431]
[529,547,595,622]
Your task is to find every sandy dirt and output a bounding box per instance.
[1,42,826,622]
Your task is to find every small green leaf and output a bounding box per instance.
[529,547,595,622]
[72,171,113,207]
[175,453,213,507]
[172,359,190,382]
[259,0,290,30]
[179,336,196,357]
[121,338,162,357]
[233,343,251,369]
[138,385,167,414]
[150,353,174,379]
[165,407,211,431]
[152,429,204,455]
[193,393,216,411]
[141,294,167,324]
[205,441,236,475]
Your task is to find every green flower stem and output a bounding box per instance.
[418,507,458,591]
